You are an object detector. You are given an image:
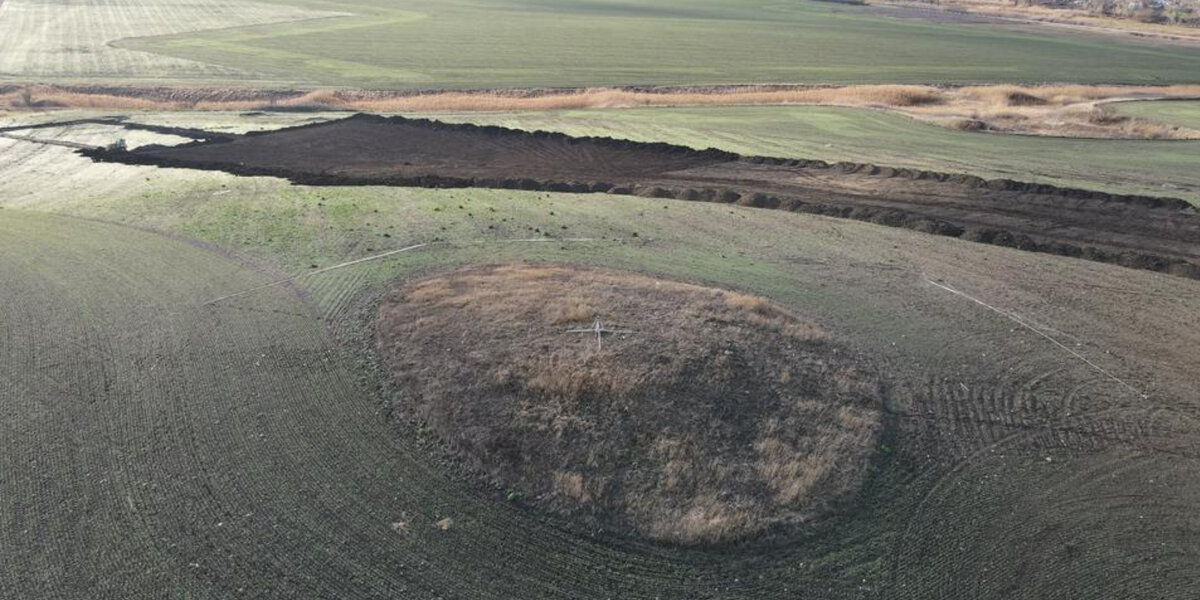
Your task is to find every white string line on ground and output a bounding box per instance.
[203,237,612,306]
[926,278,1147,399]
[0,132,100,150]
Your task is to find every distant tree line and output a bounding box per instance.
[1065,0,1197,24]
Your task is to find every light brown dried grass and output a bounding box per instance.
[5,83,1200,138]
[377,264,885,546]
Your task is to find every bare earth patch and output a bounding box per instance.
[375,265,884,546]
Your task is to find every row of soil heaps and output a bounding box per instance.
[374,265,885,547]
[82,113,1200,279]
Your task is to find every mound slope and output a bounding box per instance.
[375,265,884,546]
[87,114,1200,279]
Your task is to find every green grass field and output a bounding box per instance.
[114,0,1200,88]
[2,115,1199,598]
[0,0,341,82]
[4,0,1200,594]
[433,105,1200,204]
[1115,99,1200,129]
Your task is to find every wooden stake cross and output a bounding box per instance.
[566,317,635,349]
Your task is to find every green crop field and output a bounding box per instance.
[100,0,1200,88]
[2,111,1198,598]
[1115,99,1200,130]
[0,0,341,82]
[2,119,1200,597]
[4,0,1200,590]
[434,105,1200,205]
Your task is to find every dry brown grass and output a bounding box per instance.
[4,83,1199,139]
[276,84,949,112]
[550,296,595,325]
[723,291,773,314]
[552,471,593,503]
[377,264,885,546]
[665,493,753,545]
[910,84,1200,138]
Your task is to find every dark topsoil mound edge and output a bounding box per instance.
[99,113,1196,211]
[79,113,1200,279]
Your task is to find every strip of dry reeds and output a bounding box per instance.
[4,83,1199,139]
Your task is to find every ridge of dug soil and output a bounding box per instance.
[374,265,885,547]
[81,113,1200,279]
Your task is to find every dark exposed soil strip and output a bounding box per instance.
[107,119,237,142]
[80,114,1200,279]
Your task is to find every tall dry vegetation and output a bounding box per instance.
[4,83,1199,139]
[376,265,885,546]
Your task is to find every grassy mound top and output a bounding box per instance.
[376,264,883,546]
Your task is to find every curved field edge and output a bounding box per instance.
[1114,99,1200,130]
[109,0,1200,88]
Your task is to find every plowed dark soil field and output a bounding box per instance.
[88,114,1200,278]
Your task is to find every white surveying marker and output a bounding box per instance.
[566,317,636,350]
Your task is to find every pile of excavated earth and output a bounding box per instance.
[87,113,1200,278]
